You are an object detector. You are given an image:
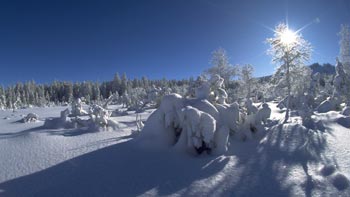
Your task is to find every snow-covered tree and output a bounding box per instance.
[112,73,121,95]
[239,64,255,98]
[333,59,350,105]
[267,23,312,123]
[204,48,237,86]
[338,24,350,75]
[121,73,129,96]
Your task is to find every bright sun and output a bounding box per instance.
[280,29,297,46]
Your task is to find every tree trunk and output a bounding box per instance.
[284,61,291,123]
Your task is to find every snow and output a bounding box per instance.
[0,102,350,196]
[180,106,216,149]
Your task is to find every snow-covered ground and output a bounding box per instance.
[0,103,349,197]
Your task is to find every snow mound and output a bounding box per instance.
[215,103,240,133]
[331,173,350,191]
[187,99,219,121]
[139,93,230,155]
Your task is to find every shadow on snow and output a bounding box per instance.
[0,138,229,197]
[0,122,336,196]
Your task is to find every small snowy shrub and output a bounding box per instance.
[22,113,39,123]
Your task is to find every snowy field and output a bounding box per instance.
[0,103,349,197]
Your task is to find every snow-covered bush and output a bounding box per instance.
[22,113,39,123]
[139,74,270,156]
[195,79,211,100]
[193,74,229,105]
[43,108,74,129]
[70,98,88,117]
[244,99,258,115]
[44,101,119,131]
[255,103,271,125]
[216,102,240,134]
[210,74,228,104]
[178,106,216,154]
[139,76,238,155]
[89,104,119,130]
[103,93,119,109]
[159,93,184,130]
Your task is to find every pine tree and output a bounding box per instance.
[121,73,128,95]
[112,73,121,94]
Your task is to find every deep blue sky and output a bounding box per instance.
[1,0,350,85]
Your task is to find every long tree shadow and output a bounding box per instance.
[0,139,229,197]
[0,126,45,139]
[212,123,329,197]
[0,126,103,139]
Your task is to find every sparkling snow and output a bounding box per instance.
[0,103,349,196]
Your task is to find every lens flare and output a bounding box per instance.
[280,29,296,46]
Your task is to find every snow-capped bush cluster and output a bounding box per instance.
[21,113,39,123]
[139,75,272,155]
[44,97,119,131]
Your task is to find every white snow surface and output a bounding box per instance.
[0,103,350,197]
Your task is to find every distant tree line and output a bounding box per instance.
[0,73,193,109]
